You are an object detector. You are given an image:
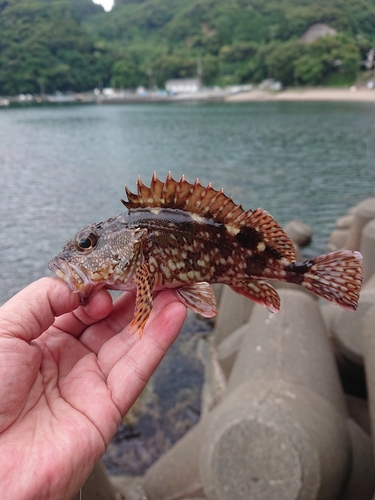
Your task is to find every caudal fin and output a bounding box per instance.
[290,250,363,310]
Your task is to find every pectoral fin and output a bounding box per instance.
[175,282,217,318]
[130,264,155,336]
[230,280,280,313]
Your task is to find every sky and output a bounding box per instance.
[93,0,114,11]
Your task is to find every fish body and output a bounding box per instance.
[49,173,363,335]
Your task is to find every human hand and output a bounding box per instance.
[0,277,186,500]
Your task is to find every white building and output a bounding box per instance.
[165,78,201,94]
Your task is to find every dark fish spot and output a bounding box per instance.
[283,260,313,285]
[267,247,283,261]
[235,227,261,249]
[284,261,313,274]
[245,256,267,275]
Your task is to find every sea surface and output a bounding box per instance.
[1,100,375,475]
[1,100,374,305]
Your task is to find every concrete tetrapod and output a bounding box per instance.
[360,219,375,283]
[143,290,373,500]
[345,198,375,251]
[213,285,254,346]
[340,418,375,500]
[283,220,313,247]
[200,289,351,500]
[329,289,375,366]
[362,305,375,460]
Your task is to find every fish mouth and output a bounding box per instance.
[48,258,96,299]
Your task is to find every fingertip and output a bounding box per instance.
[81,289,113,320]
[145,291,187,345]
[165,299,187,330]
[0,277,81,341]
[43,277,80,313]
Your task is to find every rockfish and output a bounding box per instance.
[49,173,363,335]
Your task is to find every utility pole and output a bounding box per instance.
[197,58,203,85]
[39,78,45,97]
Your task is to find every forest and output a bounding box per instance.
[0,0,374,95]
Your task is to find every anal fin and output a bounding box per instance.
[175,282,217,318]
[230,280,280,313]
[130,264,155,337]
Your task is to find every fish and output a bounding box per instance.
[49,173,363,336]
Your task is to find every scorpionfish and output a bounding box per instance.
[49,173,363,335]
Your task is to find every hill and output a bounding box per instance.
[1,0,375,95]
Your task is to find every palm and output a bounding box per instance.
[0,279,186,500]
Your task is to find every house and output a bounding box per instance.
[165,78,201,94]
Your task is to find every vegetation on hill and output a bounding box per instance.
[0,0,374,95]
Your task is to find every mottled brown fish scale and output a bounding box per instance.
[138,215,248,286]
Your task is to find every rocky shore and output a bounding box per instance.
[74,197,375,500]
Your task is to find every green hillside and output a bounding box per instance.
[1,0,374,95]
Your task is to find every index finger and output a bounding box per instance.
[0,278,80,343]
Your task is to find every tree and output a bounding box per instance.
[294,35,360,86]
[151,53,197,86]
[0,0,111,94]
[111,59,146,88]
[259,40,307,86]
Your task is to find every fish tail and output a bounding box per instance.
[284,250,363,310]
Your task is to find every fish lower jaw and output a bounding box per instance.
[49,258,101,296]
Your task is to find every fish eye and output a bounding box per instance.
[76,232,98,252]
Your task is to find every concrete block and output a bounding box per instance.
[364,272,375,291]
[226,289,347,415]
[346,198,375,250]
[320,303,340,339]
[143,289,361,500]
[211,283,224,304]
[199,380,350,500]
[336,214,354,230]
[345,394,371,435]
[197,290,351,499]
[197,337,227,417]
[143,420,208,500]
[361,219,375,283]
[293,242,304,262]
[339,418,375,500]
[331,289,375,366]
[216,324,248,379]
[328,228,350,252]
[284,220,313,247]
[362,305,375,459]
[110,475,147,500]
[213,285,253,346]
[71,460,117,500]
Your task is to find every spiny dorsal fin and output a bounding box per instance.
[242,208,296,263]
[121,172,242,223]
[121,173,296,263]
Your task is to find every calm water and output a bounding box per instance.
[1,101,375,305]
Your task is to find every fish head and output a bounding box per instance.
[49,218,147,301]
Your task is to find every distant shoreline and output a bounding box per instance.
[4,87,375,108]
[225,88,375,103]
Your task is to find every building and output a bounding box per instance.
[165,78,201,94]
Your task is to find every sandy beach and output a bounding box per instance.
[225,87,375,103]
